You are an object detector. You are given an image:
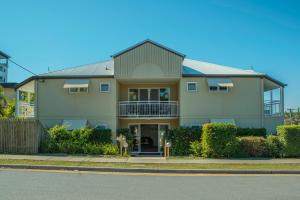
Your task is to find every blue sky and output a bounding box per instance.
[1,0,299,109]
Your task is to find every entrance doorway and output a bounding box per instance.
[129,124,169,154]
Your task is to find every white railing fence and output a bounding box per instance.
[264,100,281,116]
[119,101,179,118]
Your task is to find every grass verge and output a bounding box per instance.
[1,159,300,170]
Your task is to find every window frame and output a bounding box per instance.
[187,82,197,92]
[68,87,88,94]
[100,82,110,93]
[209,86,229,93]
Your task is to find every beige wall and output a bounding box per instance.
[114,42,183,79]
[179,77,264,128]
[37,78,118,138]
[118,82,179,101]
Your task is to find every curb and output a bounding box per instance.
[1,164,300,174]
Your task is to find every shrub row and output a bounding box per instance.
[188,123,300,158]
[277,125,300,157]
[40,125,118,155]
[167,127,200,156]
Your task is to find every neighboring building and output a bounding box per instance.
[15,40,285,154]
[0,82,18,101]
[0,51,9,83]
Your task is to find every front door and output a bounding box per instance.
[129,124,169,154]
[140,124,158,152]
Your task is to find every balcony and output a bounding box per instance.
[264,100,281,116]
[119,101,179,118]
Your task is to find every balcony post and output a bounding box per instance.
[270,90,273,115]
[280,87,284,116]
[16,89,19,117]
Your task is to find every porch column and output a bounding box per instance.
[270,90,273,115]
[280,87,284,116]
[16,89,19,116]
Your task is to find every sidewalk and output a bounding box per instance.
[1,154,300,164]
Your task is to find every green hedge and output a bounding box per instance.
[236,128,267,137]
[277,125,300,157]
[266,135,284,158]
[40,125,118,155]
[238,136,267,157]
[168,127,200,156]
[201,123,239,158]
[90,128,112,144]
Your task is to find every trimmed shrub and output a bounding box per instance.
[239,136,267,157]
[89,128,112,144]
[189,141,201,157]
[277,125,300,157]
[102,144,119,155]
[168,127,200,156]
[266,135,284,158]
[40,125,118,155]
[201,123,239,158]
[236,128,267,137]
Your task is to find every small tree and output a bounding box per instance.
[0,86,8,117]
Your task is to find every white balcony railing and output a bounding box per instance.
[119,101,179,118]
[264,100,281,116]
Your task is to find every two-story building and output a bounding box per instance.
[15,40,285,154]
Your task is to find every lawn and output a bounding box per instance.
[1,159,300,170]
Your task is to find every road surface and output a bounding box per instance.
[0,169,300,200]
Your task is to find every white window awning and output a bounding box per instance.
[62,119,87,130]
[207,78,234,87]
[63,79,89,88]
[210,118,236,125]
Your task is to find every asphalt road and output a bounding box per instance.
[0,169,300,200]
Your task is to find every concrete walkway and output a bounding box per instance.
[1,154,300,164]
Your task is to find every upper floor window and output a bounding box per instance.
[128,88,170,101]
[187,82,197,92]
[100,83,110,92]
[69,87,88,94]
[209,86,229,92]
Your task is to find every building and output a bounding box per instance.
[15,40,285,154]
[0,82,18,101]
[0,51,9,83]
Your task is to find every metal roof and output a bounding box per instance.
[0,82,18,88]
[0,51,10,59]
[111,39,186,58]
[182,58,263,76]
[39,60,114,77]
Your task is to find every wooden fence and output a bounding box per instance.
[0,119,42,153]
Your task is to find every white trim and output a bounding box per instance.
[186,82,197,92]
[100,82,110,93]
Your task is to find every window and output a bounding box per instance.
[219,86,228,92]
[129,89,138,101]
[100,83,110,92]
[209,86,218,91]
[187,82,197,92]
[128,88,170,101]
[160,88,170,101]
[209,86,228,92]
[69,87,88,94]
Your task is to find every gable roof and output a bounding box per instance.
[111,39,186,58]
